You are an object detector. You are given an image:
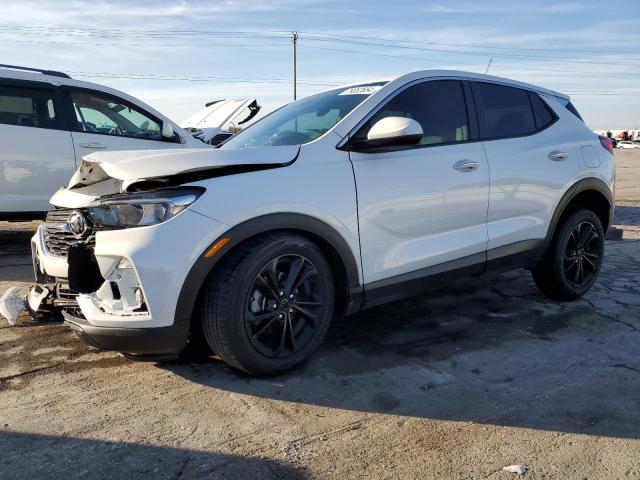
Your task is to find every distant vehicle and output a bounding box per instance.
[33,70,614,376]
[0,64,206,220]
[617,141,640,149]
[181,99,261,146]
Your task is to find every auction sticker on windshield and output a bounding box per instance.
[339,85,383,96]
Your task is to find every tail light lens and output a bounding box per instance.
[599,135,613,154]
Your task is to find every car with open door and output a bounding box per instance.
[181,99,261,146]
[30,70,614,376]
[0,64,206,220]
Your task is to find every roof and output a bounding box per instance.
[319,69,570,102]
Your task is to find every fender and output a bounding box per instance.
[174,213,363,326]
[544,177,613,249]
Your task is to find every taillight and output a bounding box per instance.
[599,135,613,154]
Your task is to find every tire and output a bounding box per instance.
[198,233,335,376]
[532,209,605,300]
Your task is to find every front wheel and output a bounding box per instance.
[532,209,605,300]
[198,233,334,376]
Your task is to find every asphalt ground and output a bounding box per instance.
[1,150,639,479]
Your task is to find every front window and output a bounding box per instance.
[222,83,386,149]
[351,80,470,147]
[71,91,163,140]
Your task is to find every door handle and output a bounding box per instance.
[453,160,479,172]
[78,142,107,149]
[548,150,568,161]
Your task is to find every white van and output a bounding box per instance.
[0,64,206,220]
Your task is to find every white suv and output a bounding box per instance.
[0,64,205,220]
[31,70,615,375]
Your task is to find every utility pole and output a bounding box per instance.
[292,31,298,100]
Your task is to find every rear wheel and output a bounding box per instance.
[198,233,334,375]
[532,209,605,300]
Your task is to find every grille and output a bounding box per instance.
[44,208,95,257]
[53,280,80,307]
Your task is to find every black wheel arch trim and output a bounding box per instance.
[174,213,363,327]
[545,177,613,248]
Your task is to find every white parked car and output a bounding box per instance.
[31,70,615,375]
[181,99,261,146]
[0,64,206,220]
[616,140,640,149]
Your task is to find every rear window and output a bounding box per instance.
[0,85,58,129]
[528,92,556,130]
[565,101,584,122]
[472,82,536,139]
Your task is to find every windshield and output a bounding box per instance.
[221,83,386,149]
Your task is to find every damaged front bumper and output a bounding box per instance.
[62,309,189,359]
[32,206,227,357]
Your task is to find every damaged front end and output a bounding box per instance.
[33,185,203,311]
[29,188,202,359]
[22,144,297,356]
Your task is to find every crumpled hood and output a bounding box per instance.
[68,145,300,189]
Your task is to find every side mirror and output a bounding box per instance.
[365,117,423,149]
[161,122,175,139]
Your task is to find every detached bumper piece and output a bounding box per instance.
[62,310,189,361]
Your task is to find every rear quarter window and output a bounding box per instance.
[528,92,556,130]
[565,101,584,122]
[472,82,536,139]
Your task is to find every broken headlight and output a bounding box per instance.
[87,187,205,228]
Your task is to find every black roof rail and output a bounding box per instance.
[0,64,71,79]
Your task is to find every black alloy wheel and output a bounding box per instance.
[245,255,325,359]
[532,209,605,300]
[199,233,334,375]
[563,221,601,289]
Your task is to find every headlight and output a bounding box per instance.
[87,187,205,228]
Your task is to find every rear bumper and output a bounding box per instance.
[62,310,189,357]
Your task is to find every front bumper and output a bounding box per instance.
[62,309,189,358]
[33,208,228,355]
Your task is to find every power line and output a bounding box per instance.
[66,70,340,86]
[301,43,640,77]
[66,71,640,96]
[3,24,640,64]
[0,37,284,49]
[299,36,640,67]
[298,30,640,60]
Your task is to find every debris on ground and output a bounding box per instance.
[0,287,25,326]
[503,464,528,475]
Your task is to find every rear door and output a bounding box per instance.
[349,79,490,287]
[0,79,76,214]
[471,81,579,254]
[63,88,182,156]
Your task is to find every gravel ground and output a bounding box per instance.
[1,151,639,479]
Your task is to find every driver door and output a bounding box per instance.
[65,89,181,156]
[348,79,490,287]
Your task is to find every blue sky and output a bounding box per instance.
[2,0,639,129]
